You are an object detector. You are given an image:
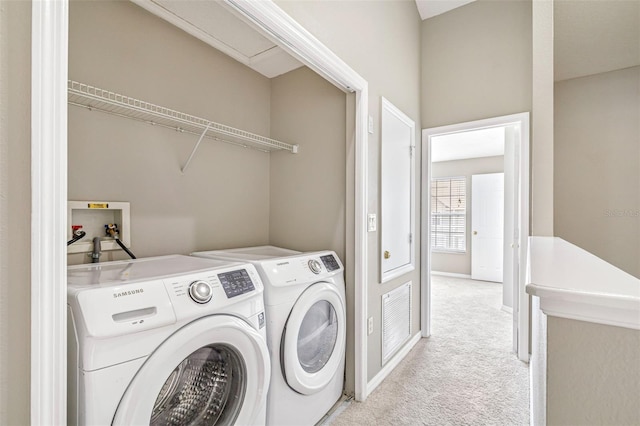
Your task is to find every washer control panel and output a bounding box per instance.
[217,268,256,298]
[184,269,258,304]
[165,263,264,318]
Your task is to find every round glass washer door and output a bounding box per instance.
[112,315,270,426]
[282,282,346,395]
[149,344,244,425]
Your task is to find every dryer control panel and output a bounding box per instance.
[260,251,344,287]
[320,254,341,272]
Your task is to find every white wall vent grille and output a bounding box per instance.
[382,281,412,362]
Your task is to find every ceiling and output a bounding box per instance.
[431,127,505,163]
[132,0,304,78]
[134,0,638,83]
[415,0,476,20]
[135,0,478,78]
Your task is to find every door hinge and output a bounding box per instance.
[409,233,413,243]
[410,145,415,158]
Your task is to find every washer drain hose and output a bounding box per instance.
[115,238,137,260]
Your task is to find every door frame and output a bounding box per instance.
[420,113,530,362]
[31,1,370,423]
[31,1,69,424]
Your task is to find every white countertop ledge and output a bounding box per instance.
[526,237,640,330]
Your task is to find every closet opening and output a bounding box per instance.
[31,1,370,423]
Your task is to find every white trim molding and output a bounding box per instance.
[224,0,366,93]
[421,129,432,338]
[31,0,68,424]
[367,332,421,394]
[430,271,472,279]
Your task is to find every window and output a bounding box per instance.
[431,177,466,252]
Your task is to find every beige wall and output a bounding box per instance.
[269,66,348,390]
[421,0,532,129]
[269,67,346,259]
[531,0,555,236]
[554,66,640,278]
[527,3,640,422]
[0,0,547,419]
[68,1,273,264]
[547,317,640,424]
[6,0,421,412]
[0,0,31,424]
[275,0,422,384]
[421,0,541,237]
[421,0,533,353]
[431,156,504,276]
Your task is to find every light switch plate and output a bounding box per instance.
[367,213,377,232]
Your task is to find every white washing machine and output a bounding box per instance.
[191,246,346,426]
[67,254,270,426]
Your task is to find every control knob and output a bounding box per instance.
[308,259,322,274]
[189,280,213,304]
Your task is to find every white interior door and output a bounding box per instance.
[380,98,415,282]
[471,173,505,282]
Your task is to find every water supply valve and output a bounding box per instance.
[105,223,137,260]
[67,225,87,246]
[105,223,120,238]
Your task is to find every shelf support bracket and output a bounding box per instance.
[181,122,212,174]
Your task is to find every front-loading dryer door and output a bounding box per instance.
[282,282,346,395]
[112,315,270,426]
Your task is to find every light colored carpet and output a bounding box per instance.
[328,275,529,426]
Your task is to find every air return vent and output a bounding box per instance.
[382,281,412,362]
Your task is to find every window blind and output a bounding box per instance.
[431,177,466,252]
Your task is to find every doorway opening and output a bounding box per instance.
[420,113,530,361]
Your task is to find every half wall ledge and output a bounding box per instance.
[526,236,640,330]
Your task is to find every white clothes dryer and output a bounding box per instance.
[67,255,270,426]
[191,246,346,426]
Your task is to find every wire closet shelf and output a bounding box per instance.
[67,80,299,170]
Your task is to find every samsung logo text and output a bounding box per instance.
[113,289,144,298]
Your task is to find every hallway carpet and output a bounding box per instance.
[328,275,529,426]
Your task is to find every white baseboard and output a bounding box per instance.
[431,271,472,279]
[502,305,513,314]
[366,332,421,396]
